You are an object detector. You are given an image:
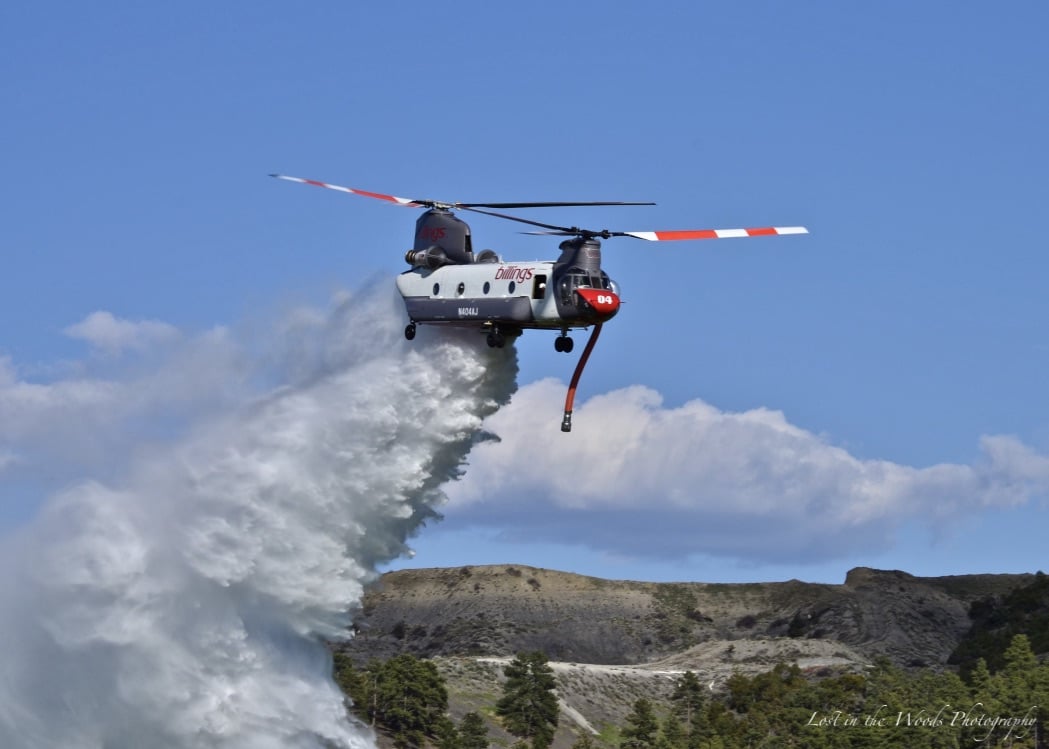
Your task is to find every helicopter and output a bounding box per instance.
[271,174,807,431]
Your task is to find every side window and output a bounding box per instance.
[559,277,573,304]
[532,274,547,300]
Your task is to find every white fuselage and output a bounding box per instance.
[396,261,566,328]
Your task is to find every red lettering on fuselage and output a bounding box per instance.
[418,227,446,242]
[494,265,534,283]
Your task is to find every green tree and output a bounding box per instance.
[671,667,704,734]
[495,651,560,749]
[996,633,1044,746]
[660,713,686,749]
[701,701,737,747]
[657,713,686,749]
[620,697,659,749]
[344,653,448,749]
[332,651,362,708]
[459,711,490,749]
[435,716,461,749]
[727,663,804,713]
[861,658,913,716]
[670,671,708,743]
[967,657,996,698]
[695,738,726,749]
[336,656,384,727]
[1000,634,1038,709]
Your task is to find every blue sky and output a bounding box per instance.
[2,1,1048,583]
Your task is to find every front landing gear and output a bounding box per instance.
[404,323,417,340]
[486,330,506,348]
[554,333,574,353]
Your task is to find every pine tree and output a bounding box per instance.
[495,651,560,749]
[459,711,490,749]
[435,716,461,749]
[354,653,449,749]
[659,713,686,749]
[966,656,996,701]
[999,633,1042,732]
[332,651,362,707]
[342,657,385,728]
[620,697,659,749]
[670,671,707,741]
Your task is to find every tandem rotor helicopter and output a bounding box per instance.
[271,174,807,431]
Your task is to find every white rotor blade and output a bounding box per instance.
[269,174,422,206]
[624,227,808,241]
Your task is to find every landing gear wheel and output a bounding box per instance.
[555,335,574,353]
[404,323,417,341]
[487,332,506,349]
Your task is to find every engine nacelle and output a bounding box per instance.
[474,249,502,264]
[405,247,449,270]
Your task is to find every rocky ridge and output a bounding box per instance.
[343,564,1032,670]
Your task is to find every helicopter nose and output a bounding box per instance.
[576,288,621,320]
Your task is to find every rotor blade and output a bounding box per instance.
[622,226,809,241]
[270,174,654,211]
[458,200,655,209]
[522,225,810,240]
[460,206,582,233]
[269,174,423,206]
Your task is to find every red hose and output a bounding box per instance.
[561,323,603,432]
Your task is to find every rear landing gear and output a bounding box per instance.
[554,334,574,353]
[404,323,416,340]
[483,323,521,349]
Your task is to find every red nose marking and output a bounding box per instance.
[576,288,621,318]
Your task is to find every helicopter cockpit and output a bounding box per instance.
[558,269,617,302]
[554,269,620,322]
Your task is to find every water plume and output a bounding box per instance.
[0,286,517,748]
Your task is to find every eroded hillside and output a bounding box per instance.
[342,565,1033,670]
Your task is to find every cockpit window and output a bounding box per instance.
[559,270,597,304]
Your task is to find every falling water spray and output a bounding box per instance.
[0,286,518,748]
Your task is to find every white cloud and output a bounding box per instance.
[64,310,179,354]
[445,379,1049,564]
[0,324,243,484]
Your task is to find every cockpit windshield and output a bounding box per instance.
[559,270,614,304]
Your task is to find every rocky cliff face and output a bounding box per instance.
[341,565,1033,670]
